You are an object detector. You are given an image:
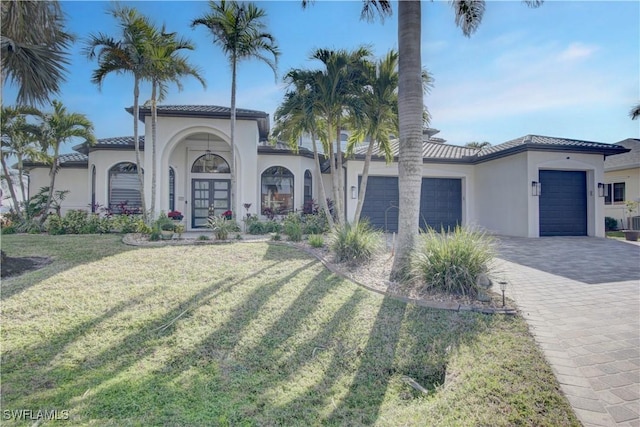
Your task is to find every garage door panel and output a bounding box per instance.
[539,170,587,236]
[360,176,462,232]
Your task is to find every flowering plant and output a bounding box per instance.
[222,210,233,220]
[168,210,183,220]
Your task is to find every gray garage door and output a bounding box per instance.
[359,176,462,232]
[539,170,587,236]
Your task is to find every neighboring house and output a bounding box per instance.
[23,105,628,237]
[603,138,640,229]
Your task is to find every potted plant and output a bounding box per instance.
[623,201,640,241]
[160,221,175,240]
[168,210,183,221]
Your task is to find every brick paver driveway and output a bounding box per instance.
[492,236,640,427]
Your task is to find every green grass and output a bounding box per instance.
[1,235,579,426]
[606,231,625,238]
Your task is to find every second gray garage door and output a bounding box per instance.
[359,176,462,232]
[539,170,587,236]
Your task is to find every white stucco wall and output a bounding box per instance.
[28,166,89,214]
[528,151,605,237]
[604,167,640,228]
[149,116,260,226]
[474,152,529,237]
[474,151,605,238]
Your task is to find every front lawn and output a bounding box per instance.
[1,235,579,426]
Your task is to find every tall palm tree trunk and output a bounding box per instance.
[0,155,22,218]
[229,56,238,216]
[311,132,334,229]
[150,81,158,218]
[335,123,345,223]
[42,149,59,223]
[133,77,147,221]
[17,156,28,206]
[354,138,376,224]
[327,123,341,225]
[391,0,423,281]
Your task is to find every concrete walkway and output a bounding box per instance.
[491,236,640,427]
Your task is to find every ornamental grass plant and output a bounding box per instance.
[330,220,382,265]
[411,226,495,296]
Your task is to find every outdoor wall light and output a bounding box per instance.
[597,182,606,198]
[499,281,508,307]
[351,185,357,199]
[531,181,541,196]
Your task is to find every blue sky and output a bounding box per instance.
[3,0,639,150]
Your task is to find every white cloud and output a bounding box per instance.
[557,42,599,62]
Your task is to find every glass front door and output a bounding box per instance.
[191,179,230,228]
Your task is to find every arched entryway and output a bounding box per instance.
[191,153,231,228]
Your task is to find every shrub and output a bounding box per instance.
[605,216,618,231]
[0,225,17,235]
[248,220,266,235]
[16,218,43,234]
[283,213,303,242]
[149,230,161,241]
[302,211,329,235]
[330,221,382,265]
[308,234,324,248]
[46,214,65,235]
[264,220,282,233]
[197,235,210,241]
[207,215,238,240]
[411,226,495,296]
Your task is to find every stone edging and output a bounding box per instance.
[122,234,516,315]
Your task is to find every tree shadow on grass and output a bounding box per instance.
[1,258,302,414]
[50,259,319,422]
[1,234,135,301]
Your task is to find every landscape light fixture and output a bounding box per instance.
[597,182,606,198]
[499,281,508,307]
[531,181,541,196]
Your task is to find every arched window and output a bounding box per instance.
[169,167,175,211]
[261,166,294,215]
[304,169,313,207]
[191,154,230,173]
[109,162,142,213]
[91,165,96,212]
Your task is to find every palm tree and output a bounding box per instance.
[273,69,333,228]
[192,0,279,216]
[85,4,156,221]
[324,0,542,279]
[348,50,434,225]
[306,47,371,224]
[1,105,43,216]
[630,103,640,120]
[1,0,74,106]
[38,100,95,223]
[145,28,206,216]
[465,141,492,150]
